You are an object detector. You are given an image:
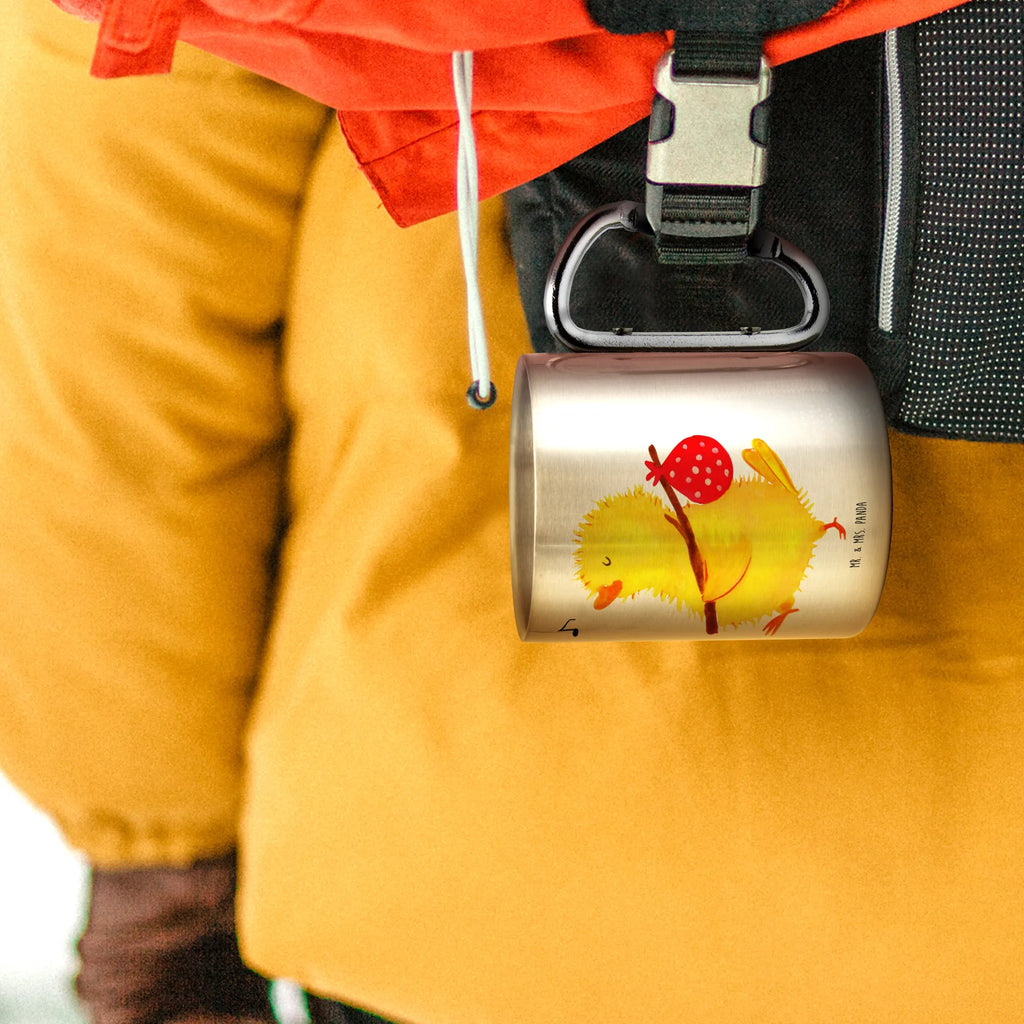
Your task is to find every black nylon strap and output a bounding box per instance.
[583,0,836,35]
[671,31,761,78]
[654,235,749,265]
[656,186,753,264]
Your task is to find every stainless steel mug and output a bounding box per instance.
[510,350,891,641]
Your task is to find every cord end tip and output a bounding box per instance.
[466,381,497,410]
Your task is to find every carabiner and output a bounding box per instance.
[543,201,829,353]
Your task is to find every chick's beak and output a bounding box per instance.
[593,580,623,610]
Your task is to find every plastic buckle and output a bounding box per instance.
[645,50,772,237]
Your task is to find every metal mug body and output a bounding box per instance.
[510,351,892,641]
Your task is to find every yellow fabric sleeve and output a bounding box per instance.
[0,0,331,865]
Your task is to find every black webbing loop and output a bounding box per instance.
[656,185,754,264]
[671,31,762,79]
[581,0,836,36]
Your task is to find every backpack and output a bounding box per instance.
[507,0,1024,443]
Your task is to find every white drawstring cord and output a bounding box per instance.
[452,51,496,409]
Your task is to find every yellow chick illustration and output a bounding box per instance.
[574,438,845,636]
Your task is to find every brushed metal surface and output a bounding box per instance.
[510,351,892,641]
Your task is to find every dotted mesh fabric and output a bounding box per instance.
[899,0,1024,442]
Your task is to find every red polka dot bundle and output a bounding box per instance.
[646,434,733,503]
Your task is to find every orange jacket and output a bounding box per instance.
[57,0,972,225]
